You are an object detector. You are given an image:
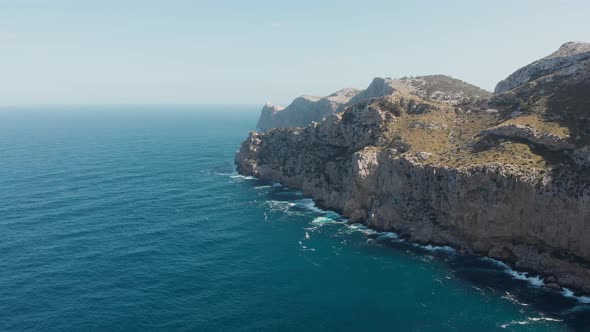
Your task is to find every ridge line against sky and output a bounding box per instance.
[1,0,589,106]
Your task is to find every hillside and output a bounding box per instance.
[257,75,491,130]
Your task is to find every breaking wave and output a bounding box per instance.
[481,257,545,287]
[562,288,590,304]
[500,316,563,329]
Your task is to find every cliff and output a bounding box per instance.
[236,42,590,293]
[495,41,590,94]
[256,88,361,130]
[257,75,490,130]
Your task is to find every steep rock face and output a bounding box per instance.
[495,41,590,94]
[480,124,574,150]
[237,104,590,292]
[399,75,491,105]
[237,41,590,293]
[256,88,361,130]
[257,103,286,131]
[258,75,491,130]
[346,77,397,106]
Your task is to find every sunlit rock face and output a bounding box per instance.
[495,41,590,94]
[257,75,490,130]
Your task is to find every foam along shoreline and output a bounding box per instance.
[234,174,590,305]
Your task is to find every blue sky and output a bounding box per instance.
[1,0,589,105]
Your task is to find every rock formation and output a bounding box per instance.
[237,42,590,293]
[256,88,361,130]
[495,41,590,94]
[257,75,490,130]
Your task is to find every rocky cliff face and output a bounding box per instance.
[256,88,362,130]
[257,75,490,130]
[237,42,590,293]
[495,41,590,94]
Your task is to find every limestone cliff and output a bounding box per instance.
[495,41,590,94]
[256,88,361,130]
[257,75,490,130]
[237,42,590,293]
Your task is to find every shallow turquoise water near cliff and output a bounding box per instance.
[1,105,589,331]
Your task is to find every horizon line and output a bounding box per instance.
[0,103,266,108]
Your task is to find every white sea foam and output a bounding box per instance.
[347,223,378,236]
[528,317,562,322]
[267,187,590,307]
[419,244,456,253]
[481,257,510,269]
[507,270,544,287]
[264,200,298,215]
[501,292,530,307]
[254,185,271,189]
[230,174,256,180]
[311,216,338,224]
[500,316,562,329]
[500,320,529,328]
[377,232,401,240]
[483,257,590,304]
[482,257,544,287]
[296,198,325,213]
[562,288,590,304]
[298,240,315,252]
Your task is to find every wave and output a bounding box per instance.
[310,216,338,224]
[263,200,300,216]
[298,240,315,252]
[501,292,530,307]
[481,257,545,287]
[377,232,403,241]
[500,316,563,329]
[347,223,379,236]
[230,174,257,180]
[414,244,456,254]
[263,187,590,306]
[562,288,590,304]
[295,198,326,214]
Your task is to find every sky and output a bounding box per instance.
[1,0,590,105]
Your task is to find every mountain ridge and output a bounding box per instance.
[257,75,491,131]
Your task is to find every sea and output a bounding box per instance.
[1,105,589,331]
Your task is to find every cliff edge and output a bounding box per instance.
[257,75,490,130]
[236,42,590,294]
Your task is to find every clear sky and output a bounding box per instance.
[1,0,589,105]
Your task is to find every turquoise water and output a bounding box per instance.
[0,105,589,331]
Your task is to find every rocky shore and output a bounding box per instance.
[236,42,590,294]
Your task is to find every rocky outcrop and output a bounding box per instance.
[495,41,590,94]
[480,124,574,150]
[256,88,361,130]
[346,77,397,106]
[237,104,590,293]
[257,103,285,131]
[258,76,491,130]
[237,41,590,293]
[399,75,491,105]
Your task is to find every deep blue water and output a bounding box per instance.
[1,105,589,331]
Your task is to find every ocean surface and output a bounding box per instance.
[1,105,589,331]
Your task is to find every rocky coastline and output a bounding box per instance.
[236,42,590,294]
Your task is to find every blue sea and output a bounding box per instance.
[1,105,589,331]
